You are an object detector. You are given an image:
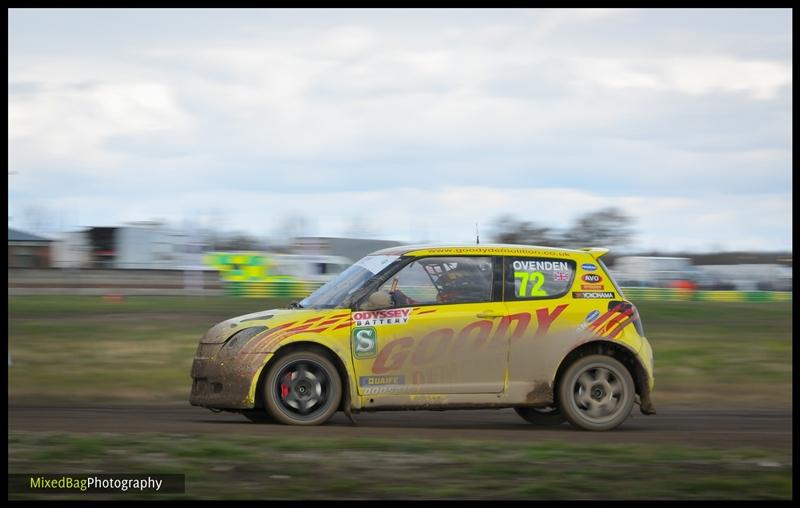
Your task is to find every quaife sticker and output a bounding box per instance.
[352,327,377,358]
[581,284,605,290]
[352,308,411,326]
[359,375,406,395]
[572,291,615,299]
[359,375,405,387]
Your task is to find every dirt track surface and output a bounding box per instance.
[8,404,792,449]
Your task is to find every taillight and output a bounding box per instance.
[608,300,645,337]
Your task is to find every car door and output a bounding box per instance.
[501,255,589,396]
[351,255,509,395]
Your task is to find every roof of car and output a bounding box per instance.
[369,243,607,258]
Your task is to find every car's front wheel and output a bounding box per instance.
[514,406,566,426]
[263,350,342,426]
[557,355,635,431]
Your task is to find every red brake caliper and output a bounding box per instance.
[280,372,291,399]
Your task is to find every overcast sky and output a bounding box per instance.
[8,8,793,252]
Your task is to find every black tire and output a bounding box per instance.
[557,355,635,431]
[241,410,274,424]
[515,406,566,426]
[263,350,342,426]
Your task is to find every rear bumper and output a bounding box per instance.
[189,350,273,409]
[637,338,656,415]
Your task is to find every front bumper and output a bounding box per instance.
[189,348,273,409]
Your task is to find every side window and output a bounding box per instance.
[505,257,576,300]
[378,260,439,306]
[375,256,494,307]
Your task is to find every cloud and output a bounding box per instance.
[570,55,790,100]
[7,8,792,251]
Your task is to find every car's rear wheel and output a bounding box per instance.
[515,406,566,426]
[557,355,635,431]
[263,350,342,426]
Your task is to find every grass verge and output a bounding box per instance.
[8,432,792,500]
[8,296,792,406]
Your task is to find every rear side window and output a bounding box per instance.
[504,257,576,300]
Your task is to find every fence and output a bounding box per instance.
[224,280,323,298]
[223,284,792,302]
[620,287,792,303]
[8,268,792,302]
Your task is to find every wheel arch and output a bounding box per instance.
[253,340,353,413]
[553,340,650,411]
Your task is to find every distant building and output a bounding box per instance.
[50,231,91,268]
[611,256,793,291]
[611,256,720,289]
[292,237,405,263]
[270,254,352,283]
[8,228,54,268]
[51,222,189,269]
[698,264,792,291]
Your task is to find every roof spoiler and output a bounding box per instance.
[578,247,610,259]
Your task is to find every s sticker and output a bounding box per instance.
[352,327,377,358]
[581,263,598,271]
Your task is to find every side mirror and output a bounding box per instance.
[360,290,393,310]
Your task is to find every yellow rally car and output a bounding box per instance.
[190,244,655,431]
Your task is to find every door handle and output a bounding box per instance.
[476,311,504,319]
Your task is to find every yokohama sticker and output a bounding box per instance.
[572,291,615,299]
[352,308,411,326]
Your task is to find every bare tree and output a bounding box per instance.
[209,231,263,251]
[563,208,635,250]
[277,212,311,244]
[489,215,563,247]
[21,205,56,235]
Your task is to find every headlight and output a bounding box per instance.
[221,326,267,353]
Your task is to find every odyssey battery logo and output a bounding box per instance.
[352,308,411,326]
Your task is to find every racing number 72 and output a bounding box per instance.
[514,271,547,297]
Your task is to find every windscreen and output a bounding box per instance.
[299,255,400,309]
